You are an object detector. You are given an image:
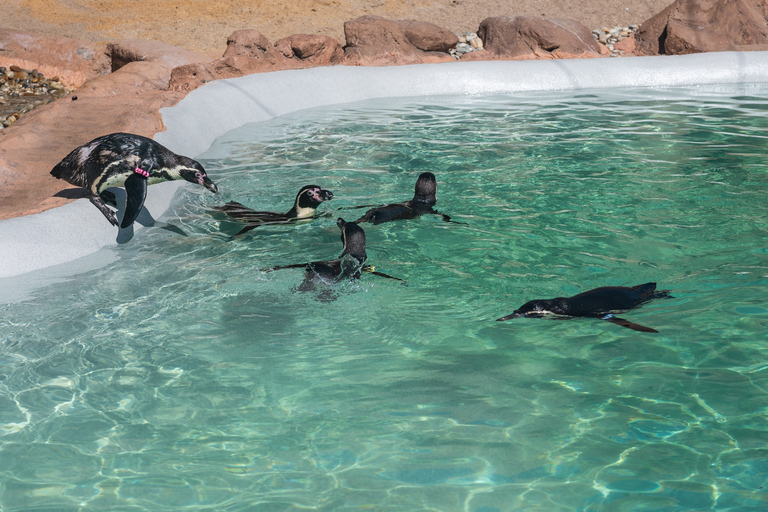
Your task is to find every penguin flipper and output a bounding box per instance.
[89,194,119,226]
[121,173,149,229]
[603,315,658,333]
[362,265,405,283]
[437,211,468,226]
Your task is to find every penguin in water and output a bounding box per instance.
[50,133,218,228]
[264,218,403,295]
[213,185,334,236]
[496,282,672,333]
[354,172,456,225]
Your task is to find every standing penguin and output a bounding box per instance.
[354,172,454,224]
[50,133,218,228]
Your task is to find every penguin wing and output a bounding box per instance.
[121,172,148,229]
[602,315,658,333]
[362,265,405,282]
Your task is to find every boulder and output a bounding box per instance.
[466,16,603,60]
[0,28,111,87]
[636,0,768,55]
[170,31,344,91]
[274,34,343,65]
[343,15,457,65]
[613,33,638,54]
[222,29,275,59]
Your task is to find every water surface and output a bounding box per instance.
[1,86,768,511]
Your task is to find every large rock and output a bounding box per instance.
[275,34,343,65]
[170,30,342,91]
[343,15,457,65]
[636,0,768,55]
[466,16,604,60]
[222,29,276,59]
[0,28,111,87]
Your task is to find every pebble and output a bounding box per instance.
[450,32,484,59]
[591,24,639,56]
[0,65,74,128]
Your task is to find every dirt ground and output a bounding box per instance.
[3,0,672,57]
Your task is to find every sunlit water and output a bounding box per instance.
[2,85,768,511]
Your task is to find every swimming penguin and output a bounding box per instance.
[50,132,218,228]
[213,185,334,236]
[264,218,403,287]
[496,282,672,333]
[354,172,454,225]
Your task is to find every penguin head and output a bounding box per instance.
[412,172,437,205]
[177,157,218,193]
[296,185,333,211]
[337,218,367,264]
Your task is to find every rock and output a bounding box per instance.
[274,34,343,65]
[0,28,111,87]
[403,21,458,52]
[222,30,274,59]
[636,0,768,55]
[343,15,457,65]
[177,30,289,88]
[468,16,604,60]
[613,33,638,54]
[170,31,344,91]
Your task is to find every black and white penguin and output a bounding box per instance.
[265,218,403,288]
[213,185,334,236]
[354,172,453,225]
[50,132,218,228]
[496,282,672,333]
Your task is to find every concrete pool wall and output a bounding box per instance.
[2,51,768,281]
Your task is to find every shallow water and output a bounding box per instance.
[2,85,768,511]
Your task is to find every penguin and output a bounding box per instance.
[496,282,672,333]
[213,185,334,236]
[50,132,218,228]
[264,218,403,288]
[354,172,455,225]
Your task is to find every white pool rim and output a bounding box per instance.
[2,52,768,281]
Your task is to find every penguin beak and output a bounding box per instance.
[203,176,218,194]
[180,168,218,193]
[321,189,334,201]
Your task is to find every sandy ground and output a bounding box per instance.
[3,0,672,57]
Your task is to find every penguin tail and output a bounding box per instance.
[50,162,65,178]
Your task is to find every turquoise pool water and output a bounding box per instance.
[2,85,768,511]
